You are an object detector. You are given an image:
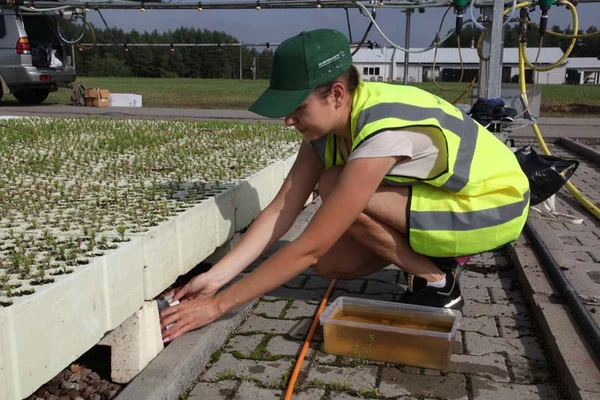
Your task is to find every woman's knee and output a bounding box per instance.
[312,262,340,279]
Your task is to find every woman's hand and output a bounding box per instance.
[165,271,221,304]
[160,295,223,342]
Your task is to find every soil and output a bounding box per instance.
[541,103,600,116]
[25,346,123,400]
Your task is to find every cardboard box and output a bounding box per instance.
[84,88,110,107]
[109,93,142,107]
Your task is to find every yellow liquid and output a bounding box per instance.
[324,304,455,369]
[332,305,453,333]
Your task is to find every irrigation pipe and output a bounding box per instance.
[354,1,458,53]
[517,43,600,221]
[284,279,337,399]
[431,7,466,91]
[352,8,376,56]
[469,0,519,31]
[57,10,88,44]
[520,0,578,72]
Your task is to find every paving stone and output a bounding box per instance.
[460,316,500,337]
[287,318,319,341]
[254,300,288,318]
[569,251,595,263]
[379,368,468,399]
[506,354,553,384]
[332,279,364,293]
[306,365,378,393]
[462,286,492,303]
[330,392,417,400]
[225,334,264,357]
[364,280,401,295]
[202,354,291,385]
[284,300,318,319]
[265,285,327,301]
[468,252,510,267]
[589,249,600,263]
[313,350,338,364]
[237,315,298,334]
[265,335,315,357]
[558,234,580,246]
[462,301,529,319]
[464,332,546,360]
[449,353,509,382]
[401,366,422,375]
[283,275,307,289]
[461,273,515,290]
[188,380,238,399]
[422,368,442,376]
[330,292,395,303]
[489,287,525,304]
[363,268,400,283]
[304,276,331,289]
[453,330,464,354]
[232,381,281,400]
[470,376,561,399]
[292,388,327,399]
[497,317,535,339]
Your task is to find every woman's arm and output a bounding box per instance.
[213,155,400,313]
[186,141,324,293]
[161,155,398,340]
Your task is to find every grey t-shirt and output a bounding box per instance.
[343,128,447,180]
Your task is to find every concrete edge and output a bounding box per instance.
[115,300,256,400]
[114,195,317,400]
[557,137,600,166]
[508,239,600,400]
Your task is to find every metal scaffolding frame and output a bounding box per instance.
[2,0,600,99]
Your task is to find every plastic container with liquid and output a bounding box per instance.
[319,296,461,369]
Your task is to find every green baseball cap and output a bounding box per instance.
[249,29,351,118]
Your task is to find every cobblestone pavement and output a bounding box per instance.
[183,201,567,400]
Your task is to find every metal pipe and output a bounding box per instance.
[524,222,600,362]
[81,42,279,47]
[403,8,411,85]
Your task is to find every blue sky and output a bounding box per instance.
[87,4,599,48]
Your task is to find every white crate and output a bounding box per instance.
[109,93,142,107]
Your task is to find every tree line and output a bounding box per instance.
[65,23,598,78]
[67,25,274,78]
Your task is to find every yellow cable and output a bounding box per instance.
[518,43,600,220]
[77,21,97,50]
[546,29,600,39]
[521,0,578,72]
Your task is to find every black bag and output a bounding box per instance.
[514,145,579,206]
[31,44,52,69]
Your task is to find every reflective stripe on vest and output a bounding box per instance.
[410,190,530,232]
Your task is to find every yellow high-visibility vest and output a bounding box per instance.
[311,81,529,256]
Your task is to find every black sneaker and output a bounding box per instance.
[398,268,464,310]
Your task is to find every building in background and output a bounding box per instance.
[565,57,600,84]
[350,47,598,85]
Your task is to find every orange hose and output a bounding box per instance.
[283,279,337,399]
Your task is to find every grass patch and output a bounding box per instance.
[1,77,595,117]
